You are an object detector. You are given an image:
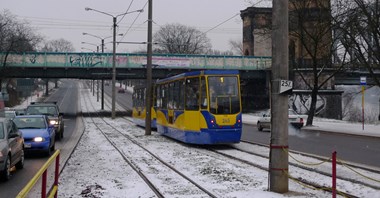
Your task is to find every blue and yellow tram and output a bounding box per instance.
[132,85,157,128]
[155,70,242,144]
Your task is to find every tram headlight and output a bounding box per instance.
[49,120,57,125]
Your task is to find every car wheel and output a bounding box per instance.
[0,156,11,181]
[257,122,263,131]
[15,150,25,169]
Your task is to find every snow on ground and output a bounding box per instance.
[54,82,380,198]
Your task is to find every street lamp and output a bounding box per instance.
[81,42,100,52]
[81,47,96,52]
[85,7,143,119]
[82,32,123,53]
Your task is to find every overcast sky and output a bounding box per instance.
[1,0,271,53]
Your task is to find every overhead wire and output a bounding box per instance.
[203,0,266,34]
[117,0,135,25]
[118,1,148,44]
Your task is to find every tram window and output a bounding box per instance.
[162,84,168,109]
[178,80,185,109]
[156,86,161,108]
[168,83,175,109]
[173,81,181,110]
[200,77,207,109]
[208,76,240,114]
[185,77,200,110]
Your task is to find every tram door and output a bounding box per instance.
[185,77,200,131]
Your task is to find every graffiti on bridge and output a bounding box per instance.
[69,54,105,67]
[290,94,327,115]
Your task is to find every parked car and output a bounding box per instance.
[257,109,305,131]
[25,102,64,140]
[0,117,24,181]
[13,115,56,156]
[4,110,16,120]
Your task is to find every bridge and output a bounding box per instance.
[1,52,378,85]
[0,52,271,80]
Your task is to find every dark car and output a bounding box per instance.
[0,118,24,181]
[25,102,64,140]
[13,115,56,156]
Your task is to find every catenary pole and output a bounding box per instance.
[111,17,116,119]
[145,0,153,135]
[269,0,289,193]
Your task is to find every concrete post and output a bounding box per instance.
[269,0,289,193]
[145,0,153,135]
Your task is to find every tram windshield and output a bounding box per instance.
[208,76,240,114]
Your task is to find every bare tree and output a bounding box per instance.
[289,0,352,126]
[153,23,212,54]
[337,0,380,87]
[228,39,244,55]
[0,10,42,66]
[41,38,75,52]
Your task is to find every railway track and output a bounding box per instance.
[81,82,380,197]
[81,89,219,198]
[203,142,380,198]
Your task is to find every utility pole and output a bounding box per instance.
[111,16,117,119]
[101,39,105,110]
[145,0,153,135]
[269,0,289,193]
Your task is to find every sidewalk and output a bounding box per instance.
[242,114,380,138]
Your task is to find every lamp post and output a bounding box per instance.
[81,47,96,52]
[82,33,120,110]
[85,7,143,119]
[81,42,100,52]
[82,32,123,53]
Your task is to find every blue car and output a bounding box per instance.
[13,115,56,156]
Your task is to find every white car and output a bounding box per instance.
[257,109,305,131]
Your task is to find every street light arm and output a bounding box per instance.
[83,32,103,40]
[116,9,144,18]
[85,7,114,17]
[81,42,99,47]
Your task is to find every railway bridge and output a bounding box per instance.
[1,52,378,112]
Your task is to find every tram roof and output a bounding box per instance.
[156,70,239,84]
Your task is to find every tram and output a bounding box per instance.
[132,85,157,128]
[154,70,242,144]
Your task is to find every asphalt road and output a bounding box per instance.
[241,124,380,168]
[0,79,80,197]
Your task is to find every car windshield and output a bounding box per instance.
[0,123,4,139]
[27,106,58,116]
[13,117,46,129]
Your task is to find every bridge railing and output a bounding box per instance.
[0,52,272,70]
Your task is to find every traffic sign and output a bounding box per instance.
[360,76,366,85]
[279,80,293,94]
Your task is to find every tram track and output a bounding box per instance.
[203,142,380,198]
[81,82,379,197]
[82,89,219,198]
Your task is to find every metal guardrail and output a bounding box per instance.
[0,52,272,70]
[16,150,60,198]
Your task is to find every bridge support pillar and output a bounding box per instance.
[45,79,49,96]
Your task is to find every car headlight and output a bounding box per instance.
[34,137,45,142]
[49,120,58,125]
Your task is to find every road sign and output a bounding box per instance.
[360,76,366,85]
[279,80,293,94]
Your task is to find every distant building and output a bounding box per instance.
[240,0,332,68]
